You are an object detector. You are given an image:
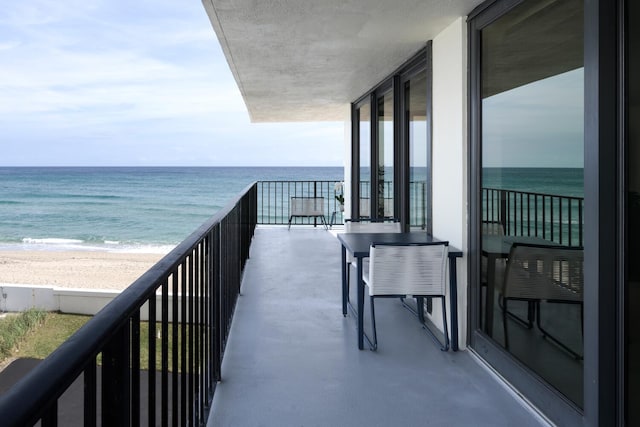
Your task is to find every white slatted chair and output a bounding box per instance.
[343,219,401,314]
[500,243,583,359]
[288,197,327,230]
[363,242,449,351]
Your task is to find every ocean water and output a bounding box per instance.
[0,167,343,253]
[0,167,582,253]
[483,167,584,198]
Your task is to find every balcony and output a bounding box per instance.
[207,226,545,426]
[0,182,550,426]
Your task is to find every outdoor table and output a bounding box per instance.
[337,232,463,351]
[481,235,558,337]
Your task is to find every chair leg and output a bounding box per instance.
[420,296,449,351]
[441,297,449,351]
[499,294,533,329]
[368,296,378,351]
[536,302,582,360]
[503,298,509,350]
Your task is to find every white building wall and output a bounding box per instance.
[429,17,469,349]
[0,284,180,322]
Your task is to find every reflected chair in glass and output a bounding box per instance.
[500,243,583,359]
[362,242,450,351]
[481,220,506,329]
[343,219,401,316]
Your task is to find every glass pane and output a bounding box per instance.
[407,72,428,230]
[377,91,394,218]
[359,103,371,218]
[479,0,584,407]
[627,0,640,422]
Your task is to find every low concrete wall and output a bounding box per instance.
[0,284,182,321]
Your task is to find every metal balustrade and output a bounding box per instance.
[257,180,427,228]
[483,187,584,247]
[0,183,258,427]
[258,180,344,226]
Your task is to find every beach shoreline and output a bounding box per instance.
[0,251,165,291]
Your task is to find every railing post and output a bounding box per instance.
[102,323,131,427]
[499,189,507,233]
[313,181,318,227]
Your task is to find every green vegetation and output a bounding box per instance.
[0,309,47,361]
[15,312,91,360]
[1,312,188,372]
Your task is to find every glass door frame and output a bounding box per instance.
[350,47,431,232]
[468,0,621,425]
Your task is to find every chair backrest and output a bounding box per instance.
[358,198,394,219]
[291,197,324,216]
[359,198,370,218]
[367,242,449,296]
[344,220,401,263]
[344,219,401,233]
[502,244,583,301]
[482,220,504,236]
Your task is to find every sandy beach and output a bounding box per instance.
[0,251,165,290]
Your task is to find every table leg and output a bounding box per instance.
[485,254,497,338]
[341,246,347,316]
[357,257,364,350]
[449,256,459,351]
[416,297,425,323]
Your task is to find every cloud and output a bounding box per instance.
[0,0,345,166]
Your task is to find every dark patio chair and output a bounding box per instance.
[500,243,583,359]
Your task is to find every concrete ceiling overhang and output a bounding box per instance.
[202,0,483,122]
[482,0,583,99]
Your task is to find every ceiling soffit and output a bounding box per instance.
[203,0,483,122]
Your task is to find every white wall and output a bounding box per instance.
[429,17,469,349]
[339,17,469,349]
[0,284,182,322]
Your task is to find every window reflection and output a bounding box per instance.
[479,0,584,408]
[359,103,371,218]
[407,72,429,230]
[377,91,394,218]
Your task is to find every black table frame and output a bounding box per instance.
[337,232,463,351]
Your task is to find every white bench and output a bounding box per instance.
[288,197,328,230]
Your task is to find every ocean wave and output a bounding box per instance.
[22,237,84,245]
[10,237,175,254]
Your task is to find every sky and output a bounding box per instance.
[482,68,584,168]
[0,0,345,167]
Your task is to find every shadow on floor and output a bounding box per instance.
[0,358,173,425]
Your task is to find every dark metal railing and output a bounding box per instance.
[258,180,344,226]
[257,180,428,228]
[0,182,258,427]
[483,187,584,247]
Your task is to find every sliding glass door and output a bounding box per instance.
[470,0,585,422]
[405,70,430,230]
[376,90,394,219]
[357,101,371,219]
[626,0,640,423]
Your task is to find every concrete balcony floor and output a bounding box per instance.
[208,227,548,426]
